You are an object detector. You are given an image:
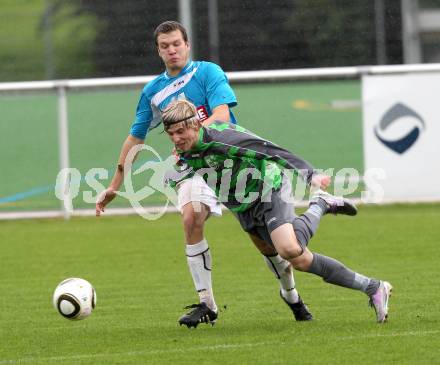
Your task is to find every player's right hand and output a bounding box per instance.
[311,174,331,190]
[95,188,117,217]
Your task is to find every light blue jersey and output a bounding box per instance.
[130,60,237,139]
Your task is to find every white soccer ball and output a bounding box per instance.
[53,278,97,320]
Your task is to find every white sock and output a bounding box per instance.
[264,254,300,304]
[186,239,217,312]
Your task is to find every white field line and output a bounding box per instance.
[0,206,178,220]
[1,329,439,364]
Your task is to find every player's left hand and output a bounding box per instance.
[311,174,331,190]
[95,188,117,216]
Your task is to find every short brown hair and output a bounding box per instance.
[154,21,188,46]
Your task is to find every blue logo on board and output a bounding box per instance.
[374,103,425,154]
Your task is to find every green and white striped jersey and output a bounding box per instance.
[166,122,315,212]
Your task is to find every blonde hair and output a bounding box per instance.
[162,100,200,131]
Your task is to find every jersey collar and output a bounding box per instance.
[164,60,194,79]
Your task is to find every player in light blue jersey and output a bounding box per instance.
[130,60,237,138]
[96,21,311,327]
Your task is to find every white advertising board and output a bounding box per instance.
[362,73,440,202]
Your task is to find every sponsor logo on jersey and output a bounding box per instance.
[173,80,185,88]
[267,217,277,225]
[197,106,209,121]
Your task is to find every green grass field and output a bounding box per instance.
[1,204,439,364]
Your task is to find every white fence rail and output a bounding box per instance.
[2,64,440,92]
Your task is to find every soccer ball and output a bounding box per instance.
[53,278,97,320]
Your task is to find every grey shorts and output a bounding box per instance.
[232,182,296,246]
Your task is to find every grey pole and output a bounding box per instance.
[57,86,72,219]
[208,0,220,64]
[178,0,194,59]
[374,0,387,65]
[401,0,422,63]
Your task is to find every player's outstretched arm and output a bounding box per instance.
[95,135,144,216]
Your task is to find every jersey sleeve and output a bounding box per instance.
[203,62,237,110]
[205,124,315,184]
[129,89,153,140]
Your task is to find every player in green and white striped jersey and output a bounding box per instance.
[164,100,393,325]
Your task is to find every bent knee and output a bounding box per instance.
[278,245,303,261]
[291,250,313,271]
